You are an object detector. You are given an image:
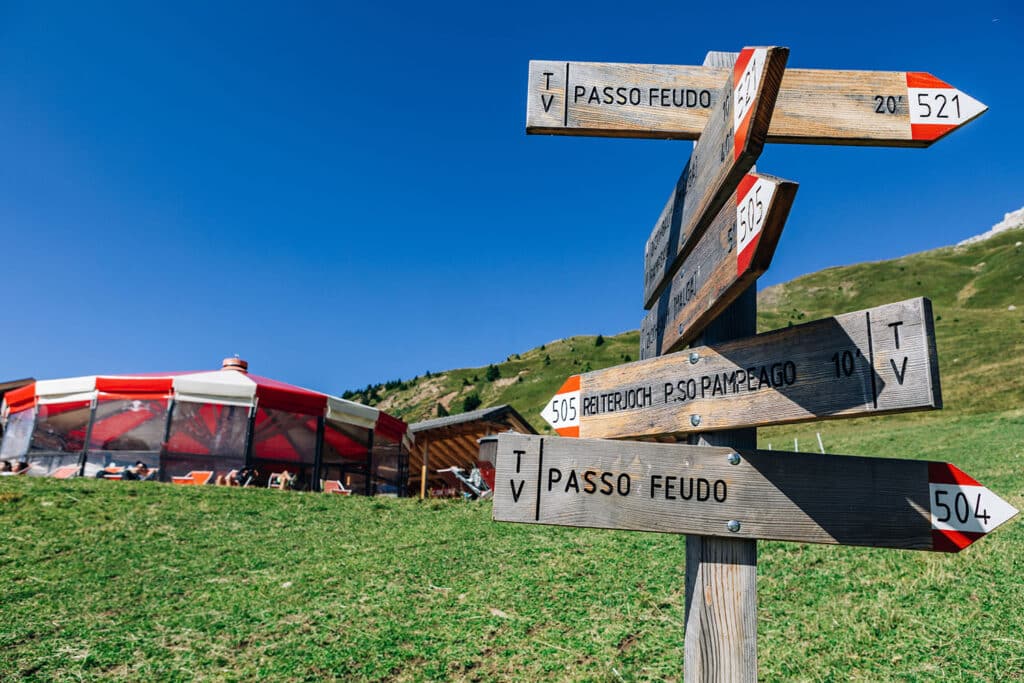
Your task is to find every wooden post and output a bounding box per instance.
[682,49,755,683]
[684,285,758,682]
[420,438,429,499]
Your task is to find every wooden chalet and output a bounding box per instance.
[408,404,536,497]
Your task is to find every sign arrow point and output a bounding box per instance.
[541,374,581,436]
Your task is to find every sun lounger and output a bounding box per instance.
[51,465,79,479]
[171,470,214,485]
[323,480,352,495]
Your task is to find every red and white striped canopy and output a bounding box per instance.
[1,368,410,448]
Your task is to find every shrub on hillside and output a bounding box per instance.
[462,393,482,413]
[485,364,501,381]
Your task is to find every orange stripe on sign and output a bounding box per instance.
[556,426,579,438]
[734,110,751,161]
[558,374,580,394]
[928,462,980,487]
[911,123,957,142]
[733,48,754,84]
[736,174,759,201]
[736,236,759,277]
[932,528,983,553]
[906,72,950,89]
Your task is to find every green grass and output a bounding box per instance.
[1,407,1021,681]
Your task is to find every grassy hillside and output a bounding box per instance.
[352,225,1024,432]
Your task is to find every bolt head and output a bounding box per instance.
[727,452,741,466]
[727,520,741,533]
[690,414,702,427]
[689,352,700,364]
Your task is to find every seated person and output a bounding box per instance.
[237,467,258,487]
[12,461,29,475]
[122,461,153,481]
[215,470,242,486]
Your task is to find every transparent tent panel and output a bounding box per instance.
[26,452,82,477]
[88,399,169,451]
[371,440,404,496]
[0,409,34,460]
[30,401,90,454]
[253,407,317,463]
[166,402,249,457]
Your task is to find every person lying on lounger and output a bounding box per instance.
[122,461,154,481]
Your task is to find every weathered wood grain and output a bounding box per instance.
[642,47,788,309]
[487,432,1016,551]
[641,174,797,359]
[542,298,942,439]
[683,274,758,683]
[526,61,988,147]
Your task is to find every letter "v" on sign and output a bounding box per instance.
[541,94,554,112]
[891,357,908,385]
[510,480,525,502]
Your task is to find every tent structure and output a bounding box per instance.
[0,359,412,495]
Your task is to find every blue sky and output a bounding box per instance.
[0,1,1020,394]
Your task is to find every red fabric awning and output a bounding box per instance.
[5,382,36,414]
[375,412,408,443]
[251,374,327,416]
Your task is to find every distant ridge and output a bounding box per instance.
[347,218,1024,430]
[958,206,1024,246]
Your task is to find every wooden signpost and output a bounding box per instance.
[483,433,1018,552]
[526,60,988,146]
[643,47,788,308]
[641,173,797,357]
[511,45,1009,681]
[543,297,941,440]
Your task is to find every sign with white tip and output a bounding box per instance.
[643,46,788,309]
[642,173,798,358]
[544,298,942,440]
[526,61,987,146]
[482,433,1018,552]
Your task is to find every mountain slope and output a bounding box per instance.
[348,224,1024,433]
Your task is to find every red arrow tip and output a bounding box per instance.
[906,72,952,89]
[932,528,984,553]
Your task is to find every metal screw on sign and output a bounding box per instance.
[690,414,702,427]
[689,352,700,364]
[727,453,741,466]
[726,520,742,533]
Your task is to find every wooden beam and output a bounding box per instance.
[526,61,987,147]
[642,173,797,357]
[643,47,788,308]
[488,432,1017,552]
[542,297,942,439]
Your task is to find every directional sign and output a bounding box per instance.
[643,46,788,309]
[483,433,1018,552]
[526,60,987,147]
[642,173,798,359]
[541,297,941,439]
